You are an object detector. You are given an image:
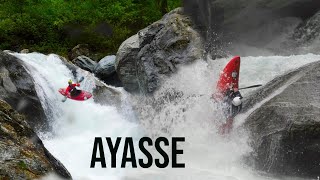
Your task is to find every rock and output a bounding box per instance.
[3,50,15,54]
[57,55,79,79]
[68,44,90,61]
[0,99,72,179]
[115,35,140,91]
[183,0,320,55]
[93,55,121,86]
[94,55,116,77]
[0,51,47,131]
[92,79,122,108]
[0,68,17,93]
[20,49,29,53]
[242,61,320,178]
[116,8,203,93]
[98,72,122,87]
[72,55,97,72]
[183,0,225,56]
[290,11,320,53]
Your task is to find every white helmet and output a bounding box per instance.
[232,97,242,106]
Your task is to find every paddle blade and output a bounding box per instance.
[78,76,84,83]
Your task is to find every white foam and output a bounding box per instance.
[14,53,141,180]
[12,52,320,180]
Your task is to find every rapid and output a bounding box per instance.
[13,52,320,180]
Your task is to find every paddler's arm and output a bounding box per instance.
[233,89,243,99]
[65,86,71,92]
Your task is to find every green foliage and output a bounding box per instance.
[0,0,182,58]
[18,160,27,170]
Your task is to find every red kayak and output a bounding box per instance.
[214,56,241,134]
[59,88,92,101]
[215,56,240,100]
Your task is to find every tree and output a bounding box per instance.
[157,0,168,15]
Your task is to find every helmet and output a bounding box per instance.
[232,97,242,106]
[68,79,72,84]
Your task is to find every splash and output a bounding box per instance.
[12,52,320,180]
[14,53,141,180]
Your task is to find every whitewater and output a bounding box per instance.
[12,52,320,180]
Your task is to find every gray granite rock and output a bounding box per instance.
[242,60,320,178]
[72,55,97,72]
[0,51,47,131]
[115,8,203,93]
[0,100,71,179]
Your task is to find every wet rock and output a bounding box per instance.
[0,51,47,131]
[92,79,122,108]
[115,8,203,93]
[94,55,122,86]
[3,50,15,54]
[68,44,90,61]
[57,55,79,79]
[72,55,97,72]
[20,49,29,53]
[0,100,72,179]
[1,68,17,93]
[183,0,320,55]
[243,61,320,178]
[290,11,320,53]
[94,55,116,77]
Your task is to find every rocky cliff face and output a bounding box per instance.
[242,61,320,178]
[290,11,320,54]
[0,99,71,179]
[115,8,203,93]
[0,51,48,131]
[183,0,320,55]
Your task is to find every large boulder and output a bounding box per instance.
[0,51,47,131]
[72,55,97,72]
[242,60,320,178]
[115,8,203,93]
[115,35,140,91]
[94,55,116,77]
[0,99,71,179]
[94,55,122,87]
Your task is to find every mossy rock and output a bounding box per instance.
[0,100,72,179]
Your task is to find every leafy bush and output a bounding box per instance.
[0,0,181,59]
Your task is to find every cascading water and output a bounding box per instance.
[13,53,142,180]
[125,54,320,180]
[12,52,320,180]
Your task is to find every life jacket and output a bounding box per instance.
[66,83,80,93]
